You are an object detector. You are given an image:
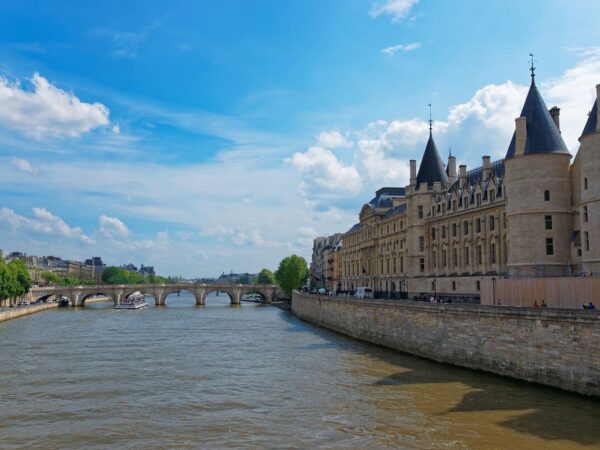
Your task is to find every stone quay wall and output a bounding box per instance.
[0,303,58,323]
[292,292,600,397]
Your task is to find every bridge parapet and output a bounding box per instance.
[28,284,281,307]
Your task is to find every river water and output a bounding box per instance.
[0,292,599,449]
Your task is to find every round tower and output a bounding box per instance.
[504,69,573,277]
[577,84,600,274]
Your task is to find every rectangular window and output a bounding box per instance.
[476,218,481,233]
[452,200,457,211]
[476,280,481,291]
[490,190,496,202]
[432,228,436,240]
[476,193,482,206]
[489,216,495,231]
[452,281,456,291]
[584,177,588,190]
[464,221,469,235]
[442,226,446,239]
[418,205,423,219]
[419,258,425,273]
[419,236,425,252]
[546,238,554,256]
[433,251,437,269]
[393,258,397,273]
[453,248,458,267]
[545,215,553,230]
[464,247,470,265]
[585,232,590,251]
[400,256,404,273]
[452,223,457,237]
[544,190,550,201]
[464,197,469,209]
[491,243,496,264]
[584,206,588,223]
[442,250,447,267]
[477,245,482,265]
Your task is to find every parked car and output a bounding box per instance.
[355,287,374,299]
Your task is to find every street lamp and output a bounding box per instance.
[434,278,437,301]
[492,277,496,306]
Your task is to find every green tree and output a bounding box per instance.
[275,255,309,296]
[8,260,31,297]
[0,260,13,301]
[254,268,275,285]
[237,273,251,284]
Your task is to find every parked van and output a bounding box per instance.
[355,287,374,299]
[317,288,327,295]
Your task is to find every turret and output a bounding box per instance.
[504,62,572,277]
[447,153,457,184]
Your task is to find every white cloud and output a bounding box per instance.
[112,124,121,134]
[315,130,352,149]
[0,207,93,243]
[11,157,39,175]
[99,214,131,238]
[370,0,419,21]
[381,42,422,56]
[288,146,362,193]
[0,73,110,139]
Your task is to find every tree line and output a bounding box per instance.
[0,259,32,301]
[253,254,309,297]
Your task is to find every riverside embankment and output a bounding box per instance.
[0,302,58,323]
[292,292,600,397]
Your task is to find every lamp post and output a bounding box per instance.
[434,278,437,301]
[492,277,496,306]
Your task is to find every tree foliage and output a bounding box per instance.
[101,266,167,285]
[254,268,275,285]
[275,255,309,296]
[237,273,251,284]
[0,259,32,300]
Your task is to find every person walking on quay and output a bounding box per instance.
[588,302,596,310]
[533,300,539,307]
[541,300,548,308]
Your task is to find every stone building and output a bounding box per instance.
[310,233,342,290]
[337,70,600,300]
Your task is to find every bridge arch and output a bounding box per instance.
[76,291,117,307]
[202,288,239,306]
[159,288,201,306]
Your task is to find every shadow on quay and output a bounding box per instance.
[277,308,600,446]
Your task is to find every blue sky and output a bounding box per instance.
[0,0,599,277]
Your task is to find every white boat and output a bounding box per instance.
[115,293,148,310]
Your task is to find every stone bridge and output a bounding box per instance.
[27,283,281,307]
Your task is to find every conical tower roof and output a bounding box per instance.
[505,77,569,159]
[581,100,598,138]
[416,131,448,186]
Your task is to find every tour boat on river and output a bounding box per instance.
[115,293,148,310]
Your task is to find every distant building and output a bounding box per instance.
[140,264,155,276]
[121,263,138,272]
[311,234,342,290]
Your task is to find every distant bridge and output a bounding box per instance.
[26,284,281,307]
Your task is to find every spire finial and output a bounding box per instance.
[529,53,536,80]
[428,101,432,132]
[449,146,452,157]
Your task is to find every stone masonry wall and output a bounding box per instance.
[292,292,600,397]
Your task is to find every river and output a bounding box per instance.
[0,291,598,449]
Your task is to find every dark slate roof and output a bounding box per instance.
[505,79,569,158]
[416,132,448,186]
[346,223,361,234]
[368,187,406,208]
[383,203,407,218]
[581,100,598,138]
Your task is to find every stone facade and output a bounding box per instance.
[310,233,342,290]
[333,77,600,300]
[292,292,600,397]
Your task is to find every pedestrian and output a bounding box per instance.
[588,302,596,310]
[582,304,588,310]
[497,299,502,306]
[541,300,548,308]
[533,300,539,307]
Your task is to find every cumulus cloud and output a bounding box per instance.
[381,42,422,56]
[11,157,39,175]
[288,146,362,193]
[0,73,110,139]
[315,130,352,149]
[370,0,419,21]
[99,214,131,238]
[0,207,93,243]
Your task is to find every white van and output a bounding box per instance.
[355,287,374,299]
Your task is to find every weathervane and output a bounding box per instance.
[428,101,432,132]
[529,53,536,79]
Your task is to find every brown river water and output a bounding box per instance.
[0,292,599,449]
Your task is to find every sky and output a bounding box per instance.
[0,0,599,277]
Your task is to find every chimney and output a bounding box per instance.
[410,160,416,185]
[482,155,491,181]
[515,117,527,156]
[447,155,457,184]
[549,107,560,132]
[459,164,467,187]
[596,84,600,132]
